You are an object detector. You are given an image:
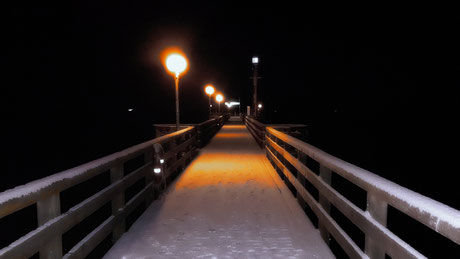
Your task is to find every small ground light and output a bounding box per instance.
[128,108,134,112]
[160,159,164,164]
[154,168,161,174]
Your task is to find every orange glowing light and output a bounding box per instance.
[170,124,279,189]
[174,153,274,189]
[214,133,248,138]
[161,47,189,77]
[205,85,215,95]
[216,94,224,103]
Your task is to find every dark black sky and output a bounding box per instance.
[4,2,460,209]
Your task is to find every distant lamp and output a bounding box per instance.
[252,57,259,64]
[205,85,215,95]
[216,94,224,113]
[154,168,161,174]
[205,85,215,117]
[258,103,262,109]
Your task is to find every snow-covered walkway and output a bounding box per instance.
[104,120,334,258]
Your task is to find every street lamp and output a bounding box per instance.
[165,53,188,131]
[205,85,215,117]
[216,94,224,114]
[258,103,262,109]
[252,56,260,118]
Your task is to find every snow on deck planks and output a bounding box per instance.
[104,122,334,258]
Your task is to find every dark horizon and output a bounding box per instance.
[5,2,460,212]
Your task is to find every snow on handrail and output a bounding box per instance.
[0,126,194,218]
[266,126,460,245]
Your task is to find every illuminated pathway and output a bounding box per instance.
[104,121,334,258]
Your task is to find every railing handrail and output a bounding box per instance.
[266,126,460,243]
[0,126,194,219]
[243,116,460,258]
[1,116,227,259]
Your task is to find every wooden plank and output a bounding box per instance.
[319,165,332,244]
[111,163,125,242]
[63,182,154,259]
[266,147,366,259]
[266,127,460,245]
[266,135,425,258]
[0,162,151,258]
[37,193,62,259]
[0,127,195,219]
[63,216,115,259]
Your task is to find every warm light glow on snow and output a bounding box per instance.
[214,133,247,138]
[174,125,274,189]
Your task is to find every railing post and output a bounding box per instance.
[318,165,332,244]
[152,143,166,194]
[37,193,62,259]
[110,163,125,242]
[196,124,202,148]
[296,150,307,210]
[365,191,388,259]
[144,147,154,204]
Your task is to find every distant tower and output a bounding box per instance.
[252,56,259,118]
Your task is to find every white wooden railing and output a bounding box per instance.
[244,116,460,259]
[0,116,226,259]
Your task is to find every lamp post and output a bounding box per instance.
[252,56,259,118]
[165,53,188,131]
[216,94,224,114]
[205,85,215,117]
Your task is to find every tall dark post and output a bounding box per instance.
[175,75,180,131]
[208,95,211,117]
[252,56,259,118]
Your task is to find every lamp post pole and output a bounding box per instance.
[175,75,180,131]
[208,94,212,117]
[252,56,259,118]
[216,94,223,115]
[164,52,187,132]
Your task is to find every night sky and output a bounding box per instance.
[5,2,460,212]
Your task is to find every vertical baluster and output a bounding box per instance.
[296,150,307,210]
[144,147,154,205]
[365,192,387,259]
[318,165,331,244]
[37,193,62,259]
[196,124,202,148]
[110,163,125,242]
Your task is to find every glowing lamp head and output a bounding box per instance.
[166,54,187,77]
[252,56,259,64]
[258,103,262,109]
[154,168,161,174]
[216,94,223,103]
[205,85,215,95]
